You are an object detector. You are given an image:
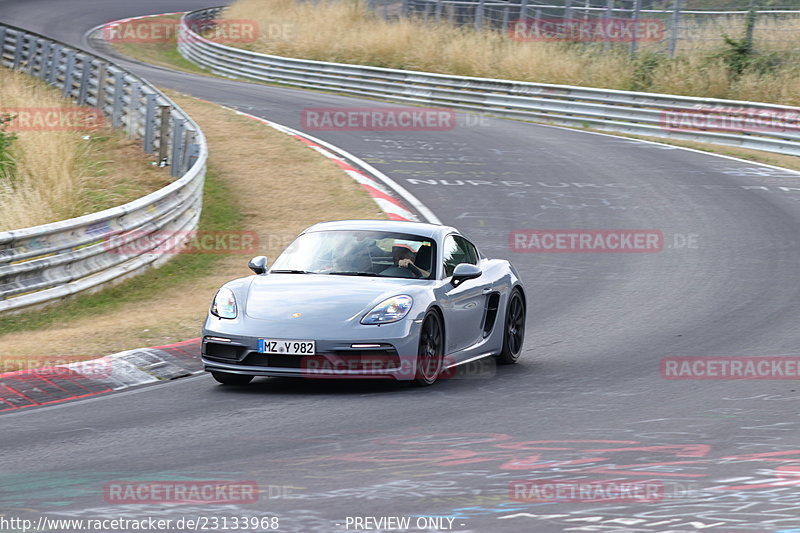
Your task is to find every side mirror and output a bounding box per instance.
[248,255,268,274]
[451,263,482,287]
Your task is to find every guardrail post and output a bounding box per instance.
[668,0,682,57]
[182,130,197,174]
[127,82,142,138]
[171,118,186,178]
[62,50,76,97]
[143,93,157,154]
[158,104,172,166]
[47,44,62,85]
[12,32,25,69]
[77,56,92,106]
[95,62,107,109]
[27,38,42,75]
[39,42,54,80]
[0,27,7,68]
[112,73,125,128]
[185,136,201,173]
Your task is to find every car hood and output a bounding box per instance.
[244,274,421,323]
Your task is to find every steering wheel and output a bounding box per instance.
[380,266,418,278]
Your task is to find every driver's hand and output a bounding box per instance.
[398,258,412,268]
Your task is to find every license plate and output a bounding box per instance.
[258,339,315,355]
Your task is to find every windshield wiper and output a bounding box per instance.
[270,269,310,274]
[326,271,381,277]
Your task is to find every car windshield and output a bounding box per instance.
[270,230,436,279]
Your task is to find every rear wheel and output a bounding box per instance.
[497,290,525,364]
[211,372,254,385]
[414,311,444,386]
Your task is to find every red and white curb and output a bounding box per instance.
[0,339,202,412]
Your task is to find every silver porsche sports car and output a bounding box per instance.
[201,220,526,386]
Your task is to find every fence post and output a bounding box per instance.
[744,0,756,52]
[603,0,614,51]
[564,0,573,20]
[475,0,486,30]
[629,0,642,57]
[435,0,443,22]
[520,0,529,20]
[668,0,682,57]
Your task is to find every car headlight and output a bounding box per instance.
[361,295,413,325]
[211,287,238,319]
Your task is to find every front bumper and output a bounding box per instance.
[201,320,423,381]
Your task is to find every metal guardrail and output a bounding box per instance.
[0,23,208,314]
[179,7,800,158]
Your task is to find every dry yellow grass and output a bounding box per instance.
[221,0,800,105]
[0,91,385,363]
[0,67,170,231]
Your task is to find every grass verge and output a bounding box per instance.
[0,66,169,231]
[220,0,800,105]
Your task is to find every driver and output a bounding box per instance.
[393,245,429,278]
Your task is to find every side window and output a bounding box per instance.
[442,235,479,277]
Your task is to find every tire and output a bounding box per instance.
[497,289,525,365]
[211,371,254,385]
[414,311,445,386]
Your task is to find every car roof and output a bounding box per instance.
[303,219,458,241]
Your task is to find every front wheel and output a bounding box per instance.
[211,371,254,385]
[414,311,444,386]
[496,289,525,365]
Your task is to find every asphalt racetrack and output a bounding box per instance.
[2,1,800,531]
